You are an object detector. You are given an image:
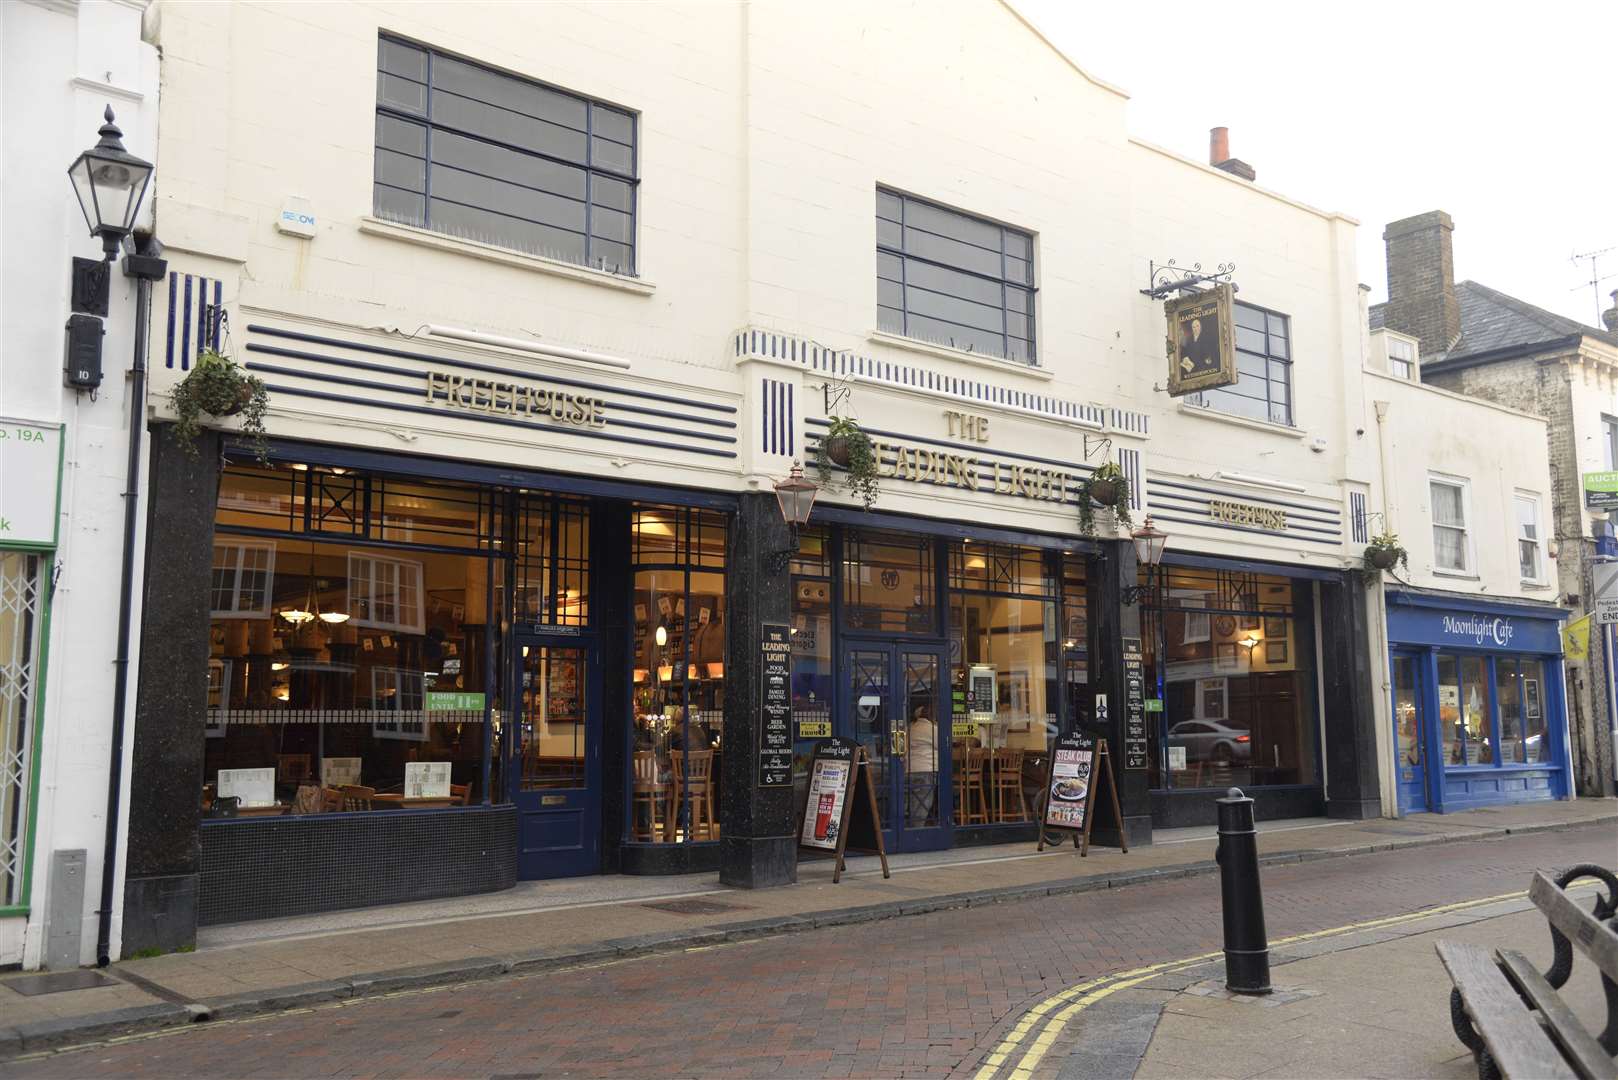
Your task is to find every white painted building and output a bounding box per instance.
[0,0,160,968]
[0,0,1570,962]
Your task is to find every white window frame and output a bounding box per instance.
[371,667,427,741]
[1603,415,1618,471]
[1515,492,1545,585]
[1386,335,1417,380]
[210,540,277,619]
[349,552,425,633]
[1429,473,1475,576]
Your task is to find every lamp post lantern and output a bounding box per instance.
[67,106,155,260]
[768,462,818,573]
[1122,516,1169,607]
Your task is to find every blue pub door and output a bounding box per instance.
[513,635,601,877]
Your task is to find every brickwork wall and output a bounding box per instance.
[1381,212,1462,356]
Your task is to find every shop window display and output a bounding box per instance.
[627,506,728,843]
[790,528,834,817]
[1141,566,1319,790]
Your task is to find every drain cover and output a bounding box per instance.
[641,897,747,915]
[4,970,119,996]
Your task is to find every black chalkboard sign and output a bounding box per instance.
[1037,730,1127,857]
[759,623,792,787]
[797,737,889,883]
[1121,636,1148,770]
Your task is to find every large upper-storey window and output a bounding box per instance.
[374,36,639,274]
[1191,302,1293,426]
[876,188,1036,364]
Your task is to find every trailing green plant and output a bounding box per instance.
[1364,531,1409,573]
[1076,459,1133,535]
[169,349,269,462]
[814,414,880,509]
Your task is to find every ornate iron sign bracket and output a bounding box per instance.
[1141,259,1237,300]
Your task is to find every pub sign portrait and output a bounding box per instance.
[1164,283,1237,396]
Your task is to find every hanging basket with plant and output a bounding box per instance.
[814,415,880,509]
[169,349,269,462]
[1364,531,1408,573]
[1077,459,1133,535]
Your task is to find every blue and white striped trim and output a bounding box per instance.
[165,272,223,370]
[1349,489,1369,543]
[733,326,1149,436]
[761,377,794,457]
[1117,447,1143,511]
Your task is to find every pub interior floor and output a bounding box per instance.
[2,799,1612,1039]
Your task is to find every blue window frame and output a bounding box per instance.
[374,35,639,274]
[1191,302,1293,426]
[876,188,1036,365]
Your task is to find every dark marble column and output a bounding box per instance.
[1087,539,1154,847]
[594,500,631,873]
[1320,573,1383,819]
[719,493,796,887]
[122,426,222,954]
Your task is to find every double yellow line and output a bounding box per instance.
[971,887,1539,1080]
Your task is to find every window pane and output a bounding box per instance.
[434,55,587,132]
[876,189,902,222]
[1234,303,1267,331]
[1,553,43,904]
[590,204,633,244]
[378,39,426,81]
[905,200,1002,252]
[877,217,903,249]
[432,89,589,163]
[1431,482,1465,527]
[592,174,633,213]
[1459,656,1493,765]
[432,129,587,200]
[590,136,633,173]
[377,72,426,114]
[904,313,1006,357]
[904,259,1004,307]
[428,198,587,261]
[1436,655,1460,766]
[374,184,426,226]
[431,164,587,232]
[904,284,1006,335]
[844,530,935,634]
[878,306,904,334]
[1520,660,1548,763]
[903,226,1004,277]
[376,115,427,158]
[375,148,426,192]
[1497,658,1522,764]
[591,104,634,144]
[589,238,633,275]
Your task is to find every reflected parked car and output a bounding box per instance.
[1167,720,1251,765]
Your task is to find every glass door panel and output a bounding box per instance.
[1391,653,1426,813]
[901,651,942,831]
[847,649,891,830]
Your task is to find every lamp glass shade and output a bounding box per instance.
[1130,516,1169,568]
[773,463,818,527]
[654,625,668,647]
[318,611,350,625]
[66,108,153,241]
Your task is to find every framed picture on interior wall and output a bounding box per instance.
[1215,642,1239,671]
[1263,613,1286,638]
[1239,608,1260,632]
[1265,639,1289,664]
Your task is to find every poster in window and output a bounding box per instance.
[1524,679,1541,720]
[218,767,275,808]
[405,761,452,798]
[1164,283,1236,396]
[323,757,362,788]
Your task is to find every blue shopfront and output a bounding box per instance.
[1385,591,1570,814]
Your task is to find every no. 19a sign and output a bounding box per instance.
[0,420,64,547]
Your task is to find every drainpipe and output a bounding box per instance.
[1371,400,1398,815]
[97,235,166,967]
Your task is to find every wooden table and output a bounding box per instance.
[371,794,456,809]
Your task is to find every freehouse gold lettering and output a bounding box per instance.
[1208,498,1287,531]
[425,370,607,428]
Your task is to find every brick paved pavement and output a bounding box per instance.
[4,824,1612,1079]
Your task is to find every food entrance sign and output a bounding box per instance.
[405,761,452,798]
[218,767,276,808]
[801,741,852,850]
[1043,731,1096,832]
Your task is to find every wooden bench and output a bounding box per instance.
[1436,864,1618,1080]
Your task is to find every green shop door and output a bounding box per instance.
[512,635,601,877]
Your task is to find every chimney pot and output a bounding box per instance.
[1210,127,1229,166]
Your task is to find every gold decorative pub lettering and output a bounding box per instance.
[425,370,607,428]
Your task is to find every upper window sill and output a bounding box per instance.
[867,330,1054,381]
[358,217,657,296]
[1431,567,1479,580]
[1174,401,1306,438]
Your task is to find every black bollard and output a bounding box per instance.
[1215,787,1270,994]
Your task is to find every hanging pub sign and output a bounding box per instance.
[1037,729,1128,857]
[797,737,890,883]
[759,623,793,787]
[1164,283,1236,396]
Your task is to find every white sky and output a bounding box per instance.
[1013,0,1618,327]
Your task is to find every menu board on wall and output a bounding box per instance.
[759,623,793,787]
[968,664,996,727]
[1121,636,1148,770]
[405,761,452,798]
[218,768,275,808]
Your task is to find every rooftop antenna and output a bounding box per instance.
[1571,246,1617,326]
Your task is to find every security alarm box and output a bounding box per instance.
[64,313,105,391]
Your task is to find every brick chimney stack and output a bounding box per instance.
[1604,289,1617,333]
[1381,211,1462,357]
[1209,126,1256,182]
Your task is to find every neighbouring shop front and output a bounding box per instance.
[1385,591,1570,814]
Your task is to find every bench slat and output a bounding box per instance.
[1530,872,1618,984]
[1437,941,1578,1080]
[1497,949,1618,1080]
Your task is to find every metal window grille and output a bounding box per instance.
[375,35,639,274]
[1,553,43,906]
[876,188,1036,364]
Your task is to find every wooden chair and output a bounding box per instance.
[339,784,375,811]
[670,750,716,841]
[631,751,669,842]
[956,747,990,825]
[201,783,216,811]
[450,782,473,806]
[991,748,1028,822]
[320,787,344,813]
